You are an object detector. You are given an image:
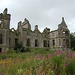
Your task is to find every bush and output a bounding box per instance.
[14,43,26,53]
[50,50,56,54]
[66,60,75,75]
[44,48,50,51]
[25,47,31,52]
[33,48,48,55]
[7,49,16,54]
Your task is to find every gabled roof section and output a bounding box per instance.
[22,18,31,30]
[58,17,68,30]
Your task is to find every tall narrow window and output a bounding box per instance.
[35,40,38,47]
[0,48,2,53]
[9,38,11,45]
[53,40,55,45]
[15,38,18,45]
[43,40,47,47]
[26,39,30,46]
[48,41,50,47]
[0,34,2,44]
[63,39,65,47]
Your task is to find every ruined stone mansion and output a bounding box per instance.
[0,8,71,52]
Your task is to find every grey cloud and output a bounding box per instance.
[0,0,75,32]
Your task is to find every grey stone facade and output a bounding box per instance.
[0,8,71,52]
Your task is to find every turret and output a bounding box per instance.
[0,8,11,29]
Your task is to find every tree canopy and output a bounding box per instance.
[70,34,75,50]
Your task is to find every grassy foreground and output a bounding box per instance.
[0,48,75,75]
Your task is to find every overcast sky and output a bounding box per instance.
[0,0,75,33]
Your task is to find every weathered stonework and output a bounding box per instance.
[0,8,71,52]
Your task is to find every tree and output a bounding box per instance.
[70,34,75,50]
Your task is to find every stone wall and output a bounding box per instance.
[0,8,71,52]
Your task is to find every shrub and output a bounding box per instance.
[16,49,21,53]
[7,49,16,54]
[21,47,26,52]
[65,60,75,75]
[0,55,7,59]
[14,43,26,53]
[33,48,48,55]
[25,47,31,52]
[44,48,50,51]
[50,50,56,54]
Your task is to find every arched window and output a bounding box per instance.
[0,34,2,44]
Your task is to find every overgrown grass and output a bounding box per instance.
[0,48,75,75]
